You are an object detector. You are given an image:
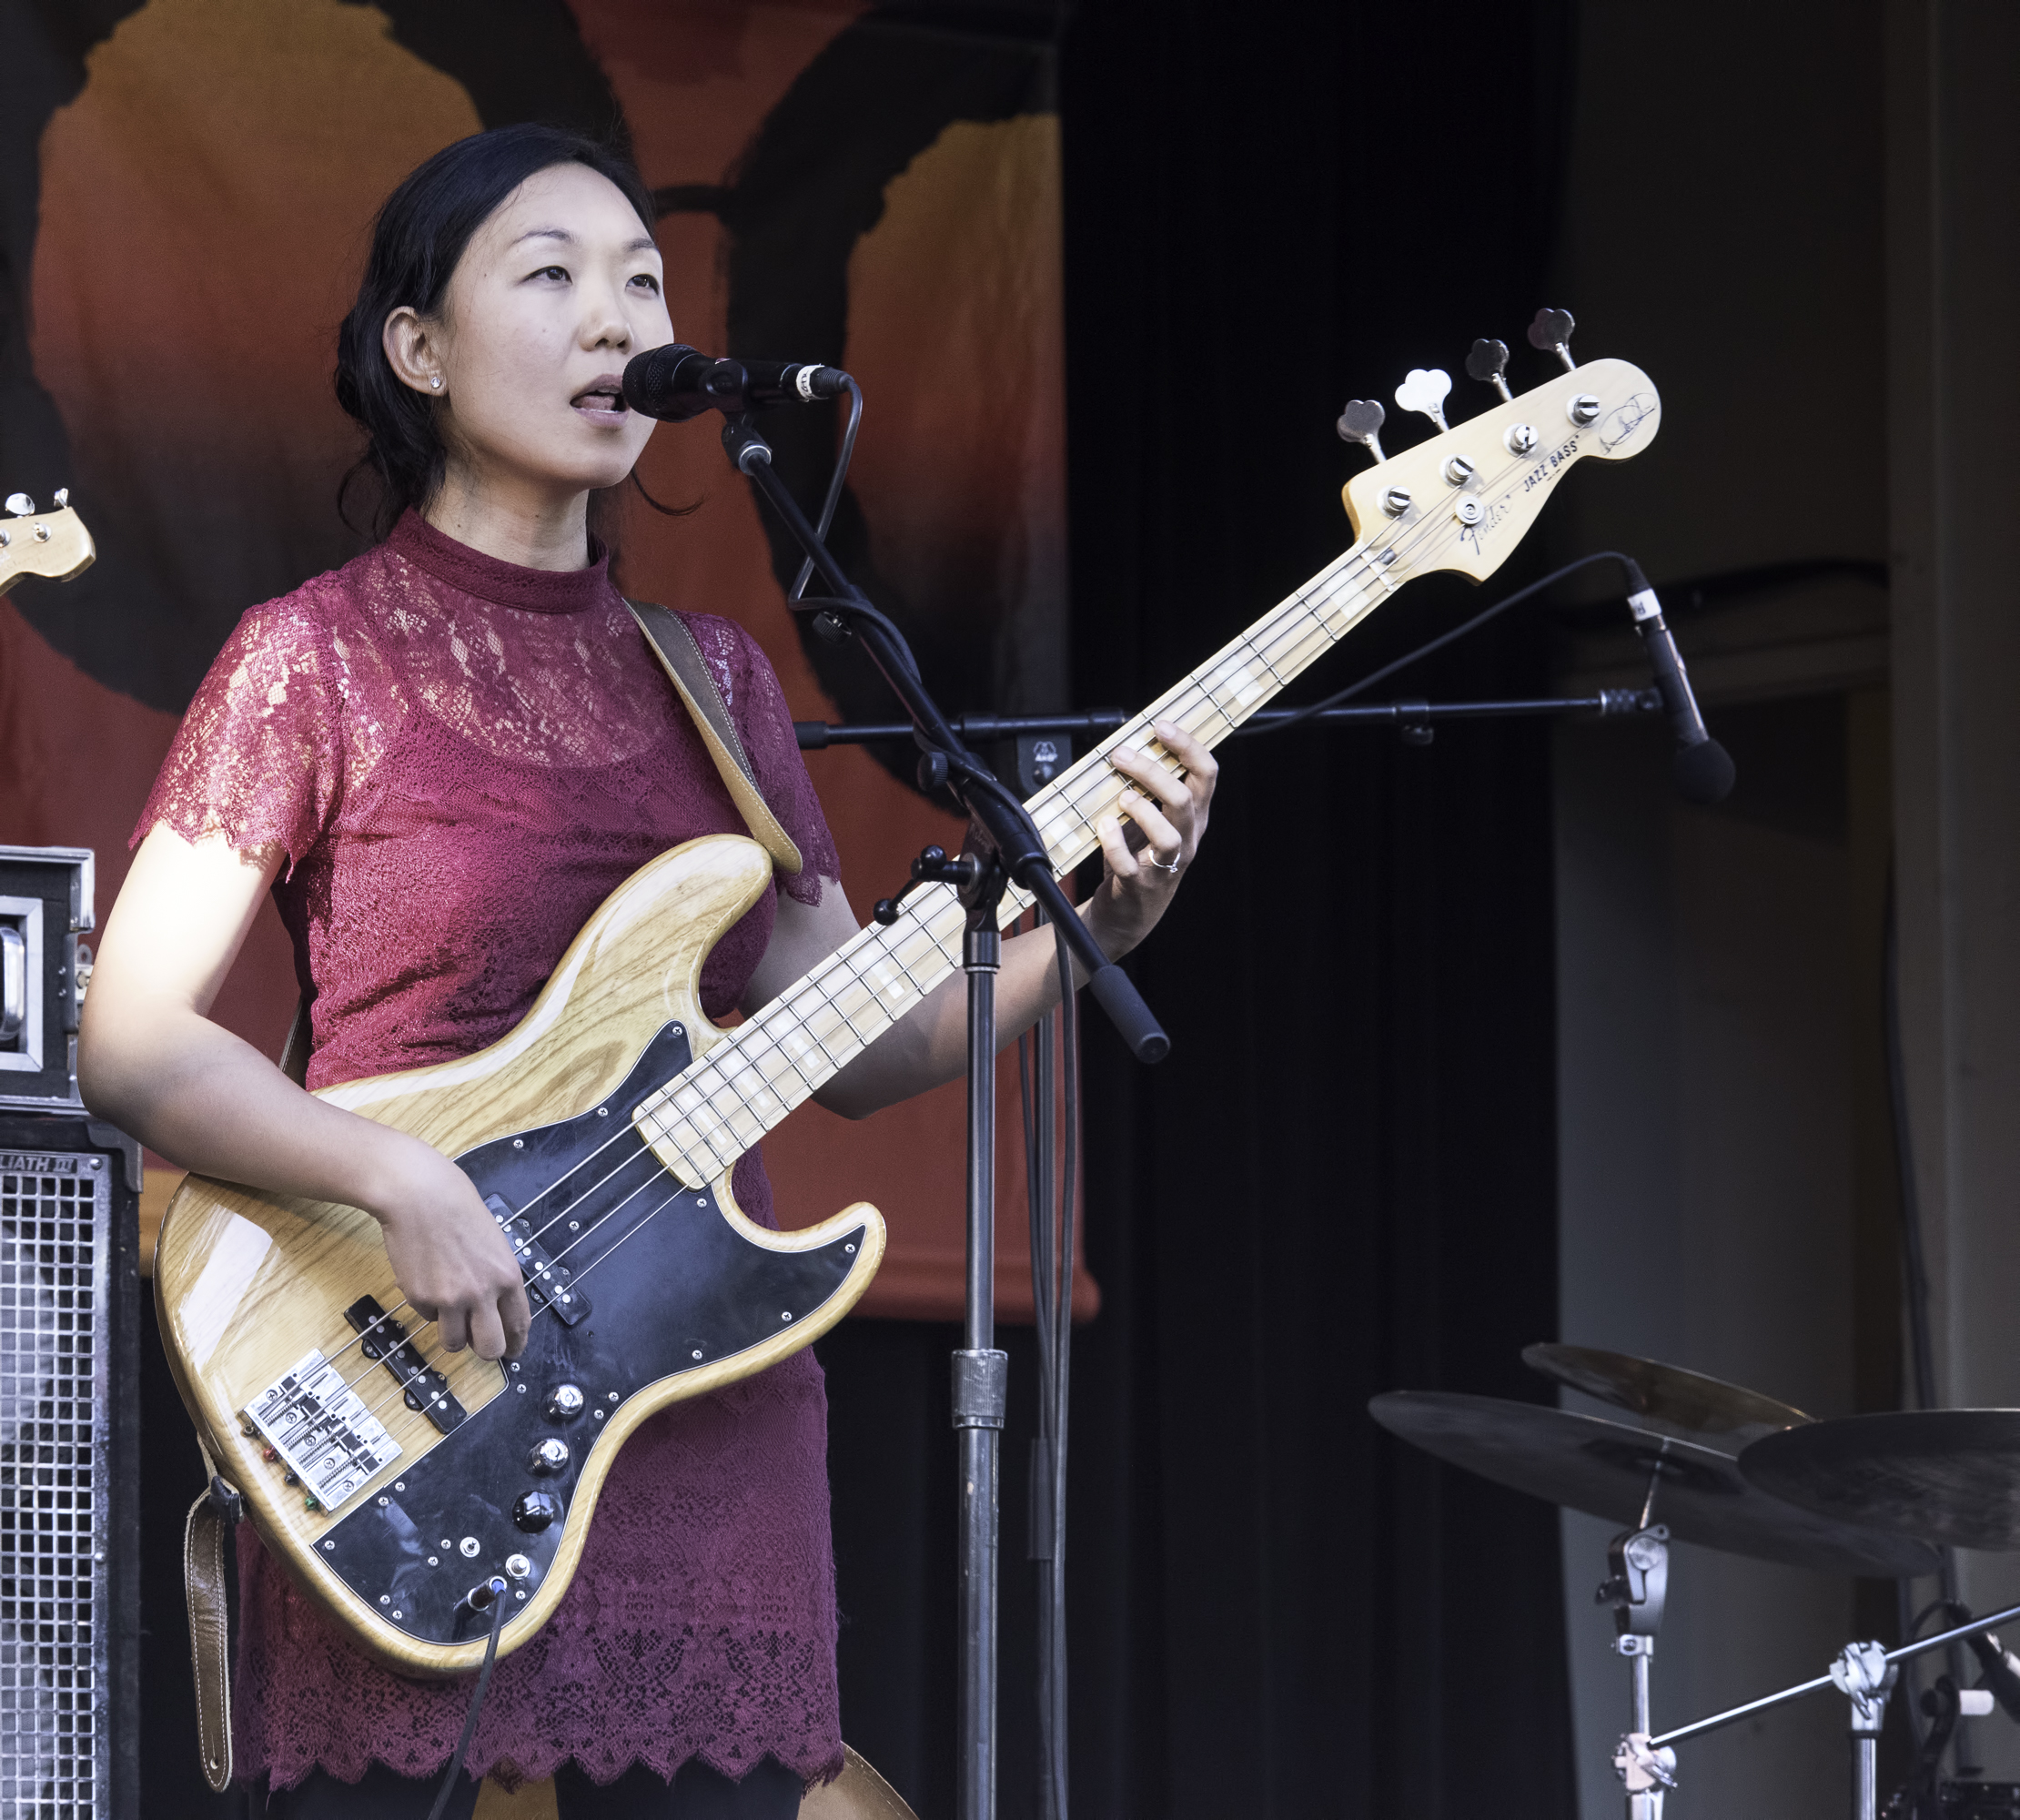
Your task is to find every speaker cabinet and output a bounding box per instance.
[0,1113,139,1819]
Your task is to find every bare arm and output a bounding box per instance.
[743,722,1217,1118]
[79,826,530,1359]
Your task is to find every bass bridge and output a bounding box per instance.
[485,1194,593,1327]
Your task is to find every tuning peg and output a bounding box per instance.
[5,494,35,517]
[53,489,68,508]
[1466,338,1513,402]
[1336,399,1387,462]
[1394,368,1451,432]
[1527,307,1577,371]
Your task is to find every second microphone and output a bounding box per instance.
[621,344,851,421]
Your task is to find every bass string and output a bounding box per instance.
[258,490,1480,1434]
[1061,461,1498,791]
[274,1107,703,1394]
[350,1111,827,1441]
[511,531,1418,1222]
[278,885,948,1392]
[318,895,937,1384]
[341,1162,698,1438]
[264,547,1382,1427]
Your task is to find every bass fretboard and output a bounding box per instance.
[631,539,1395,1182]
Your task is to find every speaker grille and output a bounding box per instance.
[0,1156,110,1818]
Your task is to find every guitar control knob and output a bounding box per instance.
[528,1438,571,1475]
[513,1490,563,1532]
[544,1383,584,1421]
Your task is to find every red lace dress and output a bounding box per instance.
[136,510,845,1791]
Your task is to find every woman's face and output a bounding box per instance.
[391,163,672,505]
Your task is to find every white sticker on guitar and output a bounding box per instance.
[248,1349,401,1512]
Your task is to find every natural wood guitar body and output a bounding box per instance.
[155,834,886,1676]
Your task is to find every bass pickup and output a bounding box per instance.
[343,1296,468,1433]
[485,1194,593,1327]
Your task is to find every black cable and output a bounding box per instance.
[1019,910,1061,1820]
[787,595,925,682]
[1017,904,1079,1820]
[1243,550,1642,737]
[1049,917,1077,1820]
[789,377,864,602]
[427,1578,510,1820]
[628,466,700,518]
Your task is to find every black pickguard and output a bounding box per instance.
[317,1021,866,1649]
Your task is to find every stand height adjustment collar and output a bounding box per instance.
[1831,1640,1897,1734]
[952,1350,1009,1431]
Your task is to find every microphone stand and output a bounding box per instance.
[718,415,1169,1820]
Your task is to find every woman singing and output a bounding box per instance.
[78,126,1214,1817]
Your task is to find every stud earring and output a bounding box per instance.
[429,376,442,390]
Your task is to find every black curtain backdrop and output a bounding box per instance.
[817,3,1580,1818]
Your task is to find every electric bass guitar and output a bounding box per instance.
[155,348,1661,1674]
[0,490,95,597]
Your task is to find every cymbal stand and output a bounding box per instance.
[1833,1642,1897,1820]
[1603,1465,1677,1819]
[1646,1597,2020,1820]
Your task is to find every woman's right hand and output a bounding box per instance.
[83,825,533,1360]
[369,1138,531,1360]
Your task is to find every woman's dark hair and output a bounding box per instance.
[336,125,659,542]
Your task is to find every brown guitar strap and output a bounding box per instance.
[183,1449,237,1792]
[180,601,806,1785]
[626,599,804,877]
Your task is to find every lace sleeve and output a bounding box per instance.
[133,586,346,875]
[678,612,841,905]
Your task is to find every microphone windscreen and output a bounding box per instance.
[621,344,707,420]
[1673,737,1736,805]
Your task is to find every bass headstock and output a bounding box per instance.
[1338,355,1659,585]
[0,491,96,599]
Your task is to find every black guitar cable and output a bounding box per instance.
[427,1577,510,1820]
[1019,909,1080,1820]
[788,376,863,602]
[1248,549,1645,736]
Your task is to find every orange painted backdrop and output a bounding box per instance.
[0,0,1087,1320]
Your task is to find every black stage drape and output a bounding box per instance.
[818,3,1579,1817]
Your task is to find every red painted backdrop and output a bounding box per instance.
[0,0,1087,1320]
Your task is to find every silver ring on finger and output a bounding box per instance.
[1148,849,1183,875]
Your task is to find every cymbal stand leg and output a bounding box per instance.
[1603,1522,1677,1820]
[1831,1642,1896,1820]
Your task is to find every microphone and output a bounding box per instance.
[621,344,851,421]
[1621,557,1735,804]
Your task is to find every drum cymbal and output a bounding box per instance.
[1523,1342,1812,1447]
[1370,1390,1939,1578]
[1741,1410,2020,1553]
